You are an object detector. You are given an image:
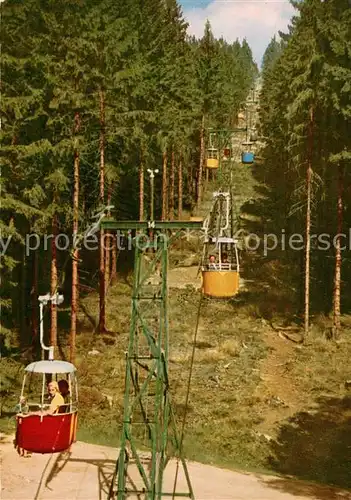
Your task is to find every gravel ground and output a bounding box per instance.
[2,434,350,500]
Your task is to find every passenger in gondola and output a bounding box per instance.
[208,255,217,270]
[58,379,70,413]
[14,397,31,457]
[14,381,64,456]
[47,381,65,414]
[29,381,65,416]
[221,253,230,270]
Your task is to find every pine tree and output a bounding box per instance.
[259,0,351,334]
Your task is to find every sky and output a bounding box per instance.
[179,0,296,67]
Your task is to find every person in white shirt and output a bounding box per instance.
[208,255,217,270]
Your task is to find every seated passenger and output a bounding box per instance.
[221,253,230,270]
[14,397,31,457]
[29,381,65,416]
[47,381,65,414]
[58,379,70,413]
[17,380,65,417]
[207,255,217,270]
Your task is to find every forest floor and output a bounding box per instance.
[2,159,351,498]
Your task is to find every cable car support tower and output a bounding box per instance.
[101,217,202,500]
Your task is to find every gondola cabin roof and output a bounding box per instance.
[24,360,76,374]
[206,237,238,244]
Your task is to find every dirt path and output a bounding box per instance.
[168,266,201,290]
[253,327,304,435]
[2,434,349,499]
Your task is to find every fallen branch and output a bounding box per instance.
[270,321,300,332]
[278,331,303,344]
[269,321,303,344]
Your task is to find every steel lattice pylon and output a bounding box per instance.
[102,221,202,500]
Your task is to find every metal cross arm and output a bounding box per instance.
[100,220,204,231]
[208,127,246,133]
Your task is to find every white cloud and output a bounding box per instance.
[182,0,296,66]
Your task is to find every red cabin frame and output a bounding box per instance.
[16,412,78,454]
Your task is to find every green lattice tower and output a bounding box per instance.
[102,221,202,500]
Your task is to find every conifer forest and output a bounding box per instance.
[2,0,258,352]
[1,0,351,494]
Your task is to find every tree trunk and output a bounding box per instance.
[162,150,168,221]
[8,217,18,333]
[111,235,117,283]
[332,163,344,340]
[304,105,314,342]
[188,156,193,198]
[99,87,106,333]
[105,185,112,293]
[169,149,175,220]
[139,150,144,221]
[197,114,205,208]
[70,111,80,363]
[178,155,183,220]
[50,212,58,354]
[20,245,27,346]
[105,234,110,293]
[31,249,38,350]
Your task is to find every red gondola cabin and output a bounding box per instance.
[15,360,78,454]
